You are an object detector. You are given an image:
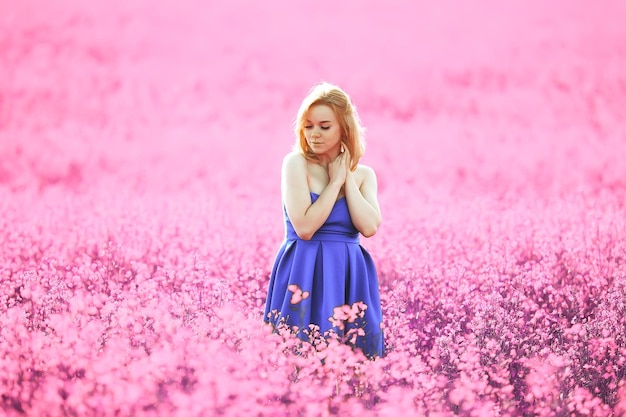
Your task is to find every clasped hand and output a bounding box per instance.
[328,145,351,186]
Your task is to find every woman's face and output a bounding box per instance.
[304,104,342,155]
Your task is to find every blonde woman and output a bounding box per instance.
[264,82,384,358]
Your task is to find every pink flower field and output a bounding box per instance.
[1,0,626,415]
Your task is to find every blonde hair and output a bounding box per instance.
[293,82,366,171]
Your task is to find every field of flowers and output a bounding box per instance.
[1,0,626,415]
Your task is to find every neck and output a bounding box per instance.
[315,147,342,169]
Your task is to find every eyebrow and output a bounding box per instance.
[305,120,332,124]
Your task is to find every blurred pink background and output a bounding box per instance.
[2,0,625,205]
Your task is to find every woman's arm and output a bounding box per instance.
[344,164,382,237]
[282,152,345,240]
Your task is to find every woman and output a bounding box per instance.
[264,82,384,358]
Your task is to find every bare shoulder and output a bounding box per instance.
[282,151,307,171]
[356,164,378,184]
[356,164,377,176]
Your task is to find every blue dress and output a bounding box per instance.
[264,192,384,358]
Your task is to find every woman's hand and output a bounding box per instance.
[328,147,348,186]
[342,144,353,175]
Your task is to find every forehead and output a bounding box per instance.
[306,104,337,122]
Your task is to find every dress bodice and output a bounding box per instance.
[283,192,359,243]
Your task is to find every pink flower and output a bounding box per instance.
[287,284,310,304]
